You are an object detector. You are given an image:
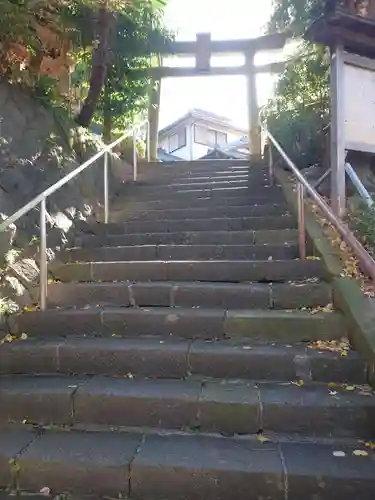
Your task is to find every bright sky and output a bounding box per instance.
[159,0,278,129]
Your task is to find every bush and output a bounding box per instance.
[351,202,375,255]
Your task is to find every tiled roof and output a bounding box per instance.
[159,109,246,136]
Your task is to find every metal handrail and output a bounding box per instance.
[309,163,374,209]
[265,129,375,282]
[0,119,150,310]
[345,162,374,208]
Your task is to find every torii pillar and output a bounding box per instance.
[148,78,161,162]
[245,49,262,161]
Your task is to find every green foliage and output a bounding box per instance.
[268,0,326,35]
[0,1,43,52]
[352,203,375,255]
[263,0,329,168]
[0,0,171,137]
[96,2,172,135]
[262,44,330,168]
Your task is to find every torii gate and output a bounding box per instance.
[146,32,288,161]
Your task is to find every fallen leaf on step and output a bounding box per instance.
[39,487,51,496]
[256,433,270,443]
[291,380,304,387]
[333,451,346,457]
[20,333,28,340]
[23,304,40,312]
[353,450,369,457]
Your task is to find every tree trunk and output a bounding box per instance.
[76,2,111,128]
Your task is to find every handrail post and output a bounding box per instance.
[39,197,47,311]
[146,120,151,163]
[297,182,306,259]
[133,129,138,182]
[268,143,274,186]
[104,151,109,224]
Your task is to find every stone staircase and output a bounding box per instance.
[1,159,375,499]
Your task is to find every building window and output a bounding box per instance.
[194,125,227,147]
[168,128,186,153]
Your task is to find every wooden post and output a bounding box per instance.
[330,44,346,216]
[246,50,262,161]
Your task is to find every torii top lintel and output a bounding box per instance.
[148,31,289,78]
[160,32,289,57]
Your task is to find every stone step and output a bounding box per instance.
[77,215,295,236]
[46,280,330,309]
[2,429,375,500]
[145,163,252,174]
[76,229,299,248]
[148,178,280,190]
[114,194,285,211]
[136,166,253,181]
[133,167,273,186]
[0,376,373,437]
[125,203,287,221]
[52,259,326,284]
[179,173,252,182]
[130,185,283,200]
[144,158,250,171]
[63,244,298,263]
[0,337,366,384]
[123,188,285,206]
[135,171,259,186]
[168,179,253,189]
[10,307,345,341]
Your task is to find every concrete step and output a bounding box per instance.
[149,178,280,190]
[129,185,283,201]
[120,188,285,206]
[178,173,252,182]
[167,179,253,189]
[0,337,366,384]
[113,194,285,212]
[62,244,298,263]
[125,203,287,221]
[46,281,330,310]
[135,165,254,182]
[142,158,250,171]
[10,307,345,341]
[132,171,262,187]
[77,215,295,236]
[75,229,299,248]
[51,259,326,284]
[2,429,375,500]
[0,376,374,437]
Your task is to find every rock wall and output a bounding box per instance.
[0,80,132,316]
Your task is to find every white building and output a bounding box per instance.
[158,109,247,161]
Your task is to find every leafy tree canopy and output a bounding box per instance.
[263,0,329,168]
[0,0,172,138]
